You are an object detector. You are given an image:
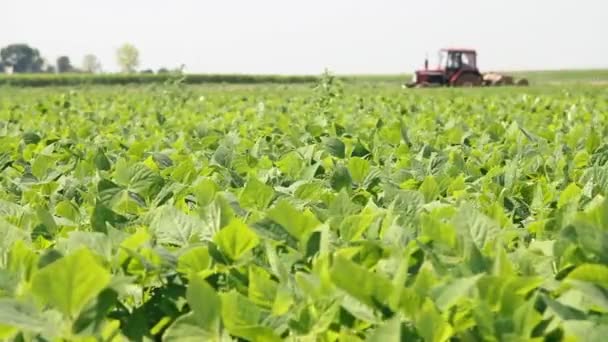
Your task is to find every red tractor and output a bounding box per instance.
[405,48,528,88]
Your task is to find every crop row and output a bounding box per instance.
[0,81,606,341]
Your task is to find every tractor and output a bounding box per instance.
[405,48,528,88]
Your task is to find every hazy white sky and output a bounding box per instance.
[2,0,607,74]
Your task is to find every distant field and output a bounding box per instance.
[0,69,607,87]
[509,69,608,84]
[340,69,608,85]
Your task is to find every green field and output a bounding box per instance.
[1,68,607,87]
[0,77,607,341]
[509,69,608,85]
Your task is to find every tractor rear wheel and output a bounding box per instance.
[452,73,483,87]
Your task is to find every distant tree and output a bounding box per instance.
[0,44,44,73]
[40,59,55,73]
[116,43,139,73]
[56,56,74,73]
[173,64,186,74]
[140,69,154,74]
[82,54,102,73]
[0,62,3,73]
[157,67,169,74]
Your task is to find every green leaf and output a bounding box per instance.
[348,157,370,184]
[276,152,304,179]
[294,180,326,201]
[558,183,582,208]
[22,132,41,145]
[562,320,608,341]
[171,158,197,184]
[325,137,346,158]
[420,213,456,249]
[0,324,17,340]
[416,300,453,342]
[239,177,274,210]
[512,295,542,338]
[114,161,163,198]
[453,204,501,250]
[61,231,112,261]
[35,206,57,236]
[31,154,55,180]
[272,285,294,316]
[186,276,221,331]
[90,201,128,233]
[265,241,290,284]
[566,263,608,288]
[152,152,173,169]
[220,291,281,342]
[366,316,402,342]
[563,280,608,312]
[340,210,376,242]
[213,219,259,261]
[199,195,234,236]
[177,246,211,276]
[419,176,440,203]
[31,248,111,318]
[72,288,118,336]
[94,148,111,171]
[267,200,321,242]
[330,256,394,310]
[163,313,218,342]
[55,200,79,222]
[542,294,587,321]
[192,178,218,207]
[492,245,515,277]
[0,299,51,334]
[97,178,123,205]
[431,275,483,311]
[330,165,352,191]
[0,219,29,256]
[212,145,232,167]
[149,205,208,246]
[7,240,38,282]
[0,200,23,217]
[248,265,278,309]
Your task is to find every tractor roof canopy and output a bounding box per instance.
[441,48,477,54]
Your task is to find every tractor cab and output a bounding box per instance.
[408,48,483,87]
[439,49,477,71]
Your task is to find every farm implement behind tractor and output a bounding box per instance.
[405,48,529,88]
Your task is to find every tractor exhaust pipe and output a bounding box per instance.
[424,52,429,70]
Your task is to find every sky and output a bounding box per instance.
[2,0,607,74]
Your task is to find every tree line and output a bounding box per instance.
[0,43,176,75]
